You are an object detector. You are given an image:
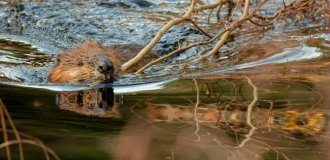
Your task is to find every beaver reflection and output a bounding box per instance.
[56,87,116,116]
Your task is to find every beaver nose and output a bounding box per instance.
[97,62,114,74]
[97,55,114,74]
[98,64,113,74]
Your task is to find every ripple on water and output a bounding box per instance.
[185,46,323,78]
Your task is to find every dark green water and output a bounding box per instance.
[0,78,329,160]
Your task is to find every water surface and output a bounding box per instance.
[0,1,330,160]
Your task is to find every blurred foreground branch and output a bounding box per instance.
[0,99,60,160]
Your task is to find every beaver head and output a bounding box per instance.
[48,40,121,83]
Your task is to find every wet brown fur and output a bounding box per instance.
[49,40,155,83]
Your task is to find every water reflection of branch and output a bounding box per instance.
[251,139,290,160]
[222,79,238,125]
[296,82,324,111]
[213,138,235,156]
[239,76,258,148]
[241,147,263,160]
[222,79,240,146]
[129,103,144,119]
[267,101,273,132]
[193,79,201,142]
[269,81,323,110]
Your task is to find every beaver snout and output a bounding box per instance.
[96,54,115,82]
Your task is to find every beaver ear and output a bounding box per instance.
[85,39,103,47]
[56,54,61,63]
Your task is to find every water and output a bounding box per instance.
[0,1,330,160]
[0,78,329,160]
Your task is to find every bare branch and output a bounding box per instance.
[242,0,251,17]
[121,0,197,71]
[135,27,232,74]
[130,0,325,74]
[194,0,222,12]
[193,0,267,62]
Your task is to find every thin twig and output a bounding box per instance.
[216,3,224,22]
[188,19,212,39]
[135,27,232,74]
[193,0,268,62]
[207,8,214,24]
[194,0,222,12]
[225,0,242,27]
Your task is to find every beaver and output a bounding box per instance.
[48,39,155,83]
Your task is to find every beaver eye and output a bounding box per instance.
[77,62,84,66]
